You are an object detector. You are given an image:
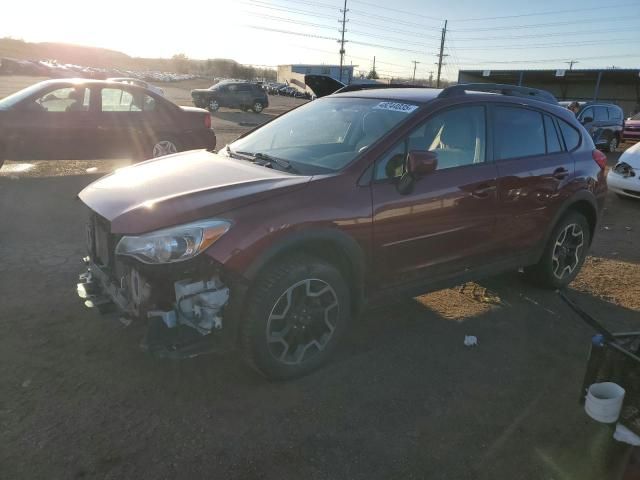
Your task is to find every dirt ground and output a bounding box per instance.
[1,76,639,479]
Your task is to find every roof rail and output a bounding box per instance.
[438,83,558,105]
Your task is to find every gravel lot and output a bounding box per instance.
[1,76,639,479]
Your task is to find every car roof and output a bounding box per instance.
[35,78,154,90]
[333,87,443,103]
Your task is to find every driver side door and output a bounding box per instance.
[371,104,500,288]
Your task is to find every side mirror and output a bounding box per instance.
[407,150,438,177]
[582,116,593,124]
[397,151,438,195]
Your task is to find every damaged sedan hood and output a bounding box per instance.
[619,141,640,168]
[79,150,311,234]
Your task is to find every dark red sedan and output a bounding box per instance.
[0,79,215,167]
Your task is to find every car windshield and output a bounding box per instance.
[228,97,419,173]
[0,82,48,110]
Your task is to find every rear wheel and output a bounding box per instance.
[252,101,264,113]
[607,136,618,152]
[241,254,350,380]
[524,212,590,289]
[151,138,179,158]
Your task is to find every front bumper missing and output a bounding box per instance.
[77,258,232,359]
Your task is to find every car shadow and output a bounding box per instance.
[211,110,277,126]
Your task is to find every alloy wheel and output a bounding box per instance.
[253,102,263,113]
[152,140,177,158]
[609,137,618,152]
[266,278,339,366]
[552,223,584,280]
[209,100,219,111]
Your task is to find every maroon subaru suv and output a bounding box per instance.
[77,84,607,379]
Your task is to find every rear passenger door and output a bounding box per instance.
[492,105,574,254]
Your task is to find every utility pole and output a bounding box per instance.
[436,19,448,88]
[565,60,579,70]
[411,60,420,81]
[338,0,348,82]
[428,71,434,87]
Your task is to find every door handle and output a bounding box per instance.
[471,184,496,198]
[552,167,569,180]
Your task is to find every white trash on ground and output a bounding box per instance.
[614,423,640,446]
[584,382,626,423]
[464,335,478,347]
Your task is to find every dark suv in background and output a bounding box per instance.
[77,84,607,379]
[191,81,269,113]
[561,100,624,151]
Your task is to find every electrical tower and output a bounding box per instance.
[436,20,448,88]
[338,0,348,82]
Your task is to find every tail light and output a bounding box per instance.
[592,149,607,170]
[204,113,212,129]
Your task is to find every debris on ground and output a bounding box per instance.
[464,335,478,347]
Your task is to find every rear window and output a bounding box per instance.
[557,119,581,151]
[608,107,622,121]
[494,106,546,160]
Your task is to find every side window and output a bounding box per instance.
[544,115,563,154]
[580,107,594,122]
[101,88,141,112]
[143,94,156,112]
[227,85,238,92]
[608,107,622,122]
[494,106,545,160]
[374,105,486,180]
[594,106,608,121]
[237,84,251,92]
[32,87,90,112]
[557,119,581,151]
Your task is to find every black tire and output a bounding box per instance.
[606,135,618,152]
[251,101,264,113]
[524,212,591,289]
[241,254,350,380]
[0,142,5,170]
[208,99,220,112]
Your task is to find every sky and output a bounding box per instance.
[3,0,640,81]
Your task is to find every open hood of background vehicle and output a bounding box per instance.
[304,75,345,98]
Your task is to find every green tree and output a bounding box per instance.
[367,69,379,80]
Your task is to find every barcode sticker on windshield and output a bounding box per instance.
[373,102,418,114]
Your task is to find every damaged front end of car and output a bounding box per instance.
[77,213,237,359]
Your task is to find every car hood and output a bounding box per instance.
[619,141,640,168]
[79,150,312,234]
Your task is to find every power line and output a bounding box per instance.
[241,0,337,20]
[348,10,443,30]
[451,53,640,65]
[451,14,640,32]
[452,1,639,21]
[450,25,640,41]
[452,37,639,51]
[349,0,444,22]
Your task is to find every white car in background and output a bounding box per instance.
[107,77,165,96]
[608,141,640,200]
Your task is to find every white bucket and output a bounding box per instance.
[584,382,626,423]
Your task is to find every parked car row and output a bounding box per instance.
[0,79,215,167]
[0,57,197,83]
[76,82,608,379]
[262,82,312,99]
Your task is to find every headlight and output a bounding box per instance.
[613,162,636,178]
[115,220,230,264]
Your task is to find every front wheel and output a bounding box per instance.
[241,255,350,380]
[252,101,264,113]
[524,212,591,288]
[208,99,220,112]
[607,136,618,152]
